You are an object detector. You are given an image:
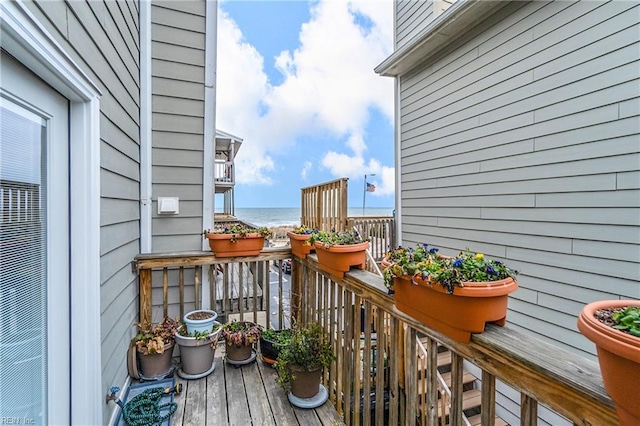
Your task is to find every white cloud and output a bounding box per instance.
[216,0,394,186]
[301,161,313,180]
[320,152,395,195]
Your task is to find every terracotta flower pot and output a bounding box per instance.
[289,365,322,398]
[287,232,314,259]
[393,276,518,343]
[577,300,640,426]
[205,233,265,257]
[137,342,175,378]
[313,241,370,278]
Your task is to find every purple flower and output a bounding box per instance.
[487,266,497,275]
[453,258,463,268]
[429,247,439,254]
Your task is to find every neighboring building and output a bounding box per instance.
[214,129,243,216]
[377,0,639,423]
[0,1,230,423]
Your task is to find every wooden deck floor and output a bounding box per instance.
[171,343,344,426]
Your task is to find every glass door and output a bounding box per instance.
[0,52,70,425]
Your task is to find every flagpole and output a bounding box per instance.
[363,173,375,216]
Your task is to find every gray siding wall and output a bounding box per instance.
[396,0,435,49]
[24,1,141,423]
[151,1,206,252]
[398,0,640,360]
[395,0,458,50]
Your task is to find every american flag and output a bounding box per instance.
[366,182,376,192]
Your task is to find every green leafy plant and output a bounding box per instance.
[308,229,368,248]
[274,322,335,389]
[177,322,220,340]
[262,328,292,344]
[612,306,640,337]
[220,321,262,346]
[135,317,180,355]
[203,224,272,242]
[383,244,518,294]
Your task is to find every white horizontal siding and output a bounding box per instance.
[396,0,640,362]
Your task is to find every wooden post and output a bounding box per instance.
[194,265,201,310]
[521,392,538,426]
[482,370,496,426]
[425,336,438,425]
[405,327,417,426]
[179,266,184,320]
[139,268,152,324]
[290,259,302,323]
[450,352,464,426]
[162,268,168,318]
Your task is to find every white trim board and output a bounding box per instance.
[1,1,102,424]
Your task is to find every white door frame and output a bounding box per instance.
[1,2,102,424]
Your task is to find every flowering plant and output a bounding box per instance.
[383,244,518,294]
[291,225,314,235]
[220,321,262,347]
[308,229,368,248]
[203,224,272,242]
[135,317,180,355]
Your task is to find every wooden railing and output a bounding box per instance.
[134,248,293,328]
[301,178,348,231]
[295,255,617,426]
[348,216,395,262]
[133,249,616,426]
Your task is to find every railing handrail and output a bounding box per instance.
[313,262,616,425]
[134,247,290,269]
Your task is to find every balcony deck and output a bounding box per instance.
[172,343,344,426]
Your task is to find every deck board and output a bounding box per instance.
[206,354,227,425]
[168,343,343,425]
[256,353,301,426]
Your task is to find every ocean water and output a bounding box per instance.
[230,207,395,227]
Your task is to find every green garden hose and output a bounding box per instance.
[122,387,177,426]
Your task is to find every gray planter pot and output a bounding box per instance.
[175,321,221,378]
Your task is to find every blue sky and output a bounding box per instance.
[216,0,395,209]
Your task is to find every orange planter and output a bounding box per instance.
[205,233,265,257]
[393,276,518,343]
[313,241,370,278]
[287,232,314,259]
[577,300,640,426]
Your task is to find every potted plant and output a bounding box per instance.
[174,319,222,379]
[203,224,272,257]
[220,320,262,364]
[577,300,640,426]
[308,229,370,278]
[260,328,292,366]
[287,226,315,259]
[275,322,335,405]
[134,317,180,378]
[383,244,518,343]
[183,309,218,334]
